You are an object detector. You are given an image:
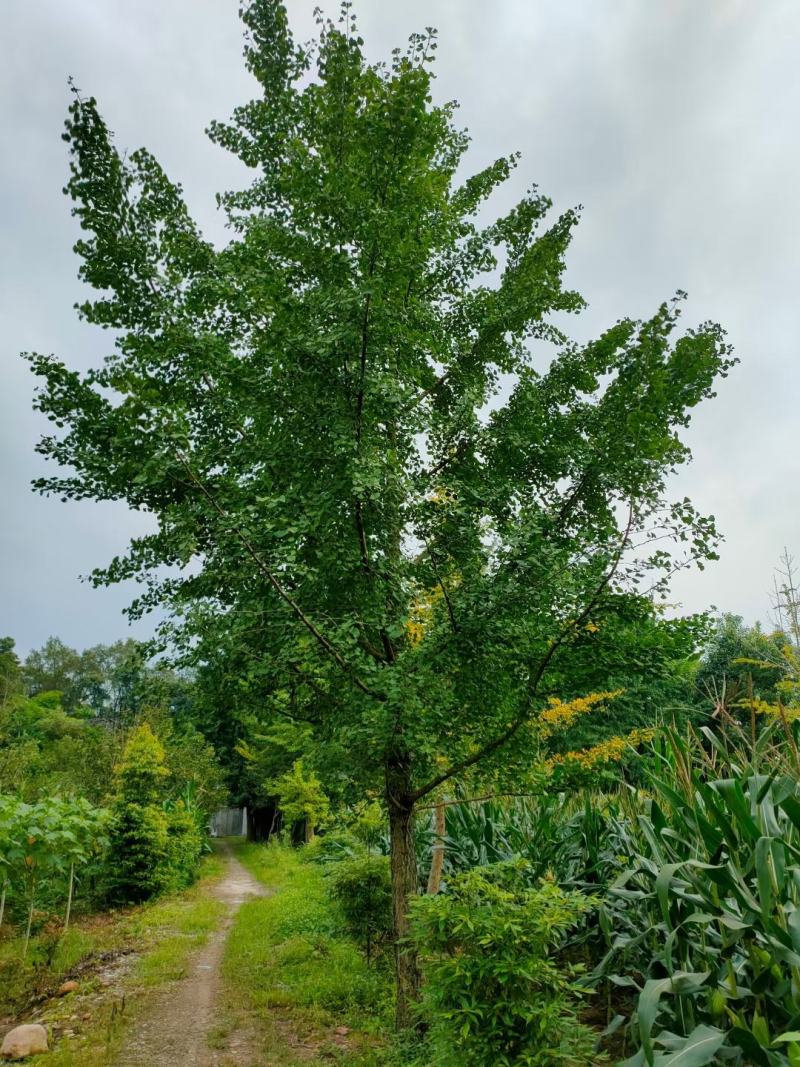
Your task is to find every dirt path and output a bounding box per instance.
[115,841,266,1067]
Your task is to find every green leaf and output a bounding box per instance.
[654,1025,725,1066]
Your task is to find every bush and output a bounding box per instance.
[351,800,387,853]
[328,853,392,961]
[164,800,206,890]
[305,828,361,865]
[104,725,210,901]
[106,802,171,903]
[409,861,603,1067]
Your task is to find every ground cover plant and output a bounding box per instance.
[226,841,393,1064]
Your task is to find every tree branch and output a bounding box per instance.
[409,499,637,803]
[175,453,383,700]
[422,536,458,634]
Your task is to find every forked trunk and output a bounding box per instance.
[386,756,422,1031]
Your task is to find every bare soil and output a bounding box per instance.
[114,841,267,1067]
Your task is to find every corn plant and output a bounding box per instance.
[601,724,800,1066]
[432,791,626,893]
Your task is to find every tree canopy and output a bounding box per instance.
[28,0,735,1024]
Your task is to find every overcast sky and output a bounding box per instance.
[2,0,798,657]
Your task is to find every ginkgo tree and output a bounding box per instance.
[28,0,734,1025]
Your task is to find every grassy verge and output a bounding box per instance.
[221,841,393,1066]
[0,848,226,1065]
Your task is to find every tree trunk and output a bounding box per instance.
[386,755,422,1031]
[64,862,75,931]
[426,801,446,895]
[23,892,35,958]
[247,801,278,842]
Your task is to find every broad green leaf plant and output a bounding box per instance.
[0,795,108,953]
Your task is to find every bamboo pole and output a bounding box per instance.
[426,801,446,895]
[64,862,75,931]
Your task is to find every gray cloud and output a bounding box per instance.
[2,0,798,655]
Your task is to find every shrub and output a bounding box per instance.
[351,800,387,853]
[305,828,361,865]
[106,802,170,903]
[328,853,392,960]
[409,861,603,1067]
[164,800,206,890]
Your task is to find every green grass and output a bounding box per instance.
[223,841,393,1065]
[0,849,226,1066]
[0,917,121,1019]
[131,892,224,987]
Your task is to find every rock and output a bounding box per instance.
[58,981,78,996]
[1,1023,49,1060]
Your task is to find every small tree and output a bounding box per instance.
[106,725,171,902]
[270,760,329,843]
[351,800,386,854]
[329,852,392,961]
[55,797,110,930]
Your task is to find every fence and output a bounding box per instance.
[209,806,248,838]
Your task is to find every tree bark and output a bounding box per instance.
[386,754,422,1031]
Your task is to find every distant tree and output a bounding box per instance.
[772,548,800,652]
[22,637,86,712]
[79,639,144,721]
[696,614,785,711]
[0,638,22,706]
[28,1,734,1024]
